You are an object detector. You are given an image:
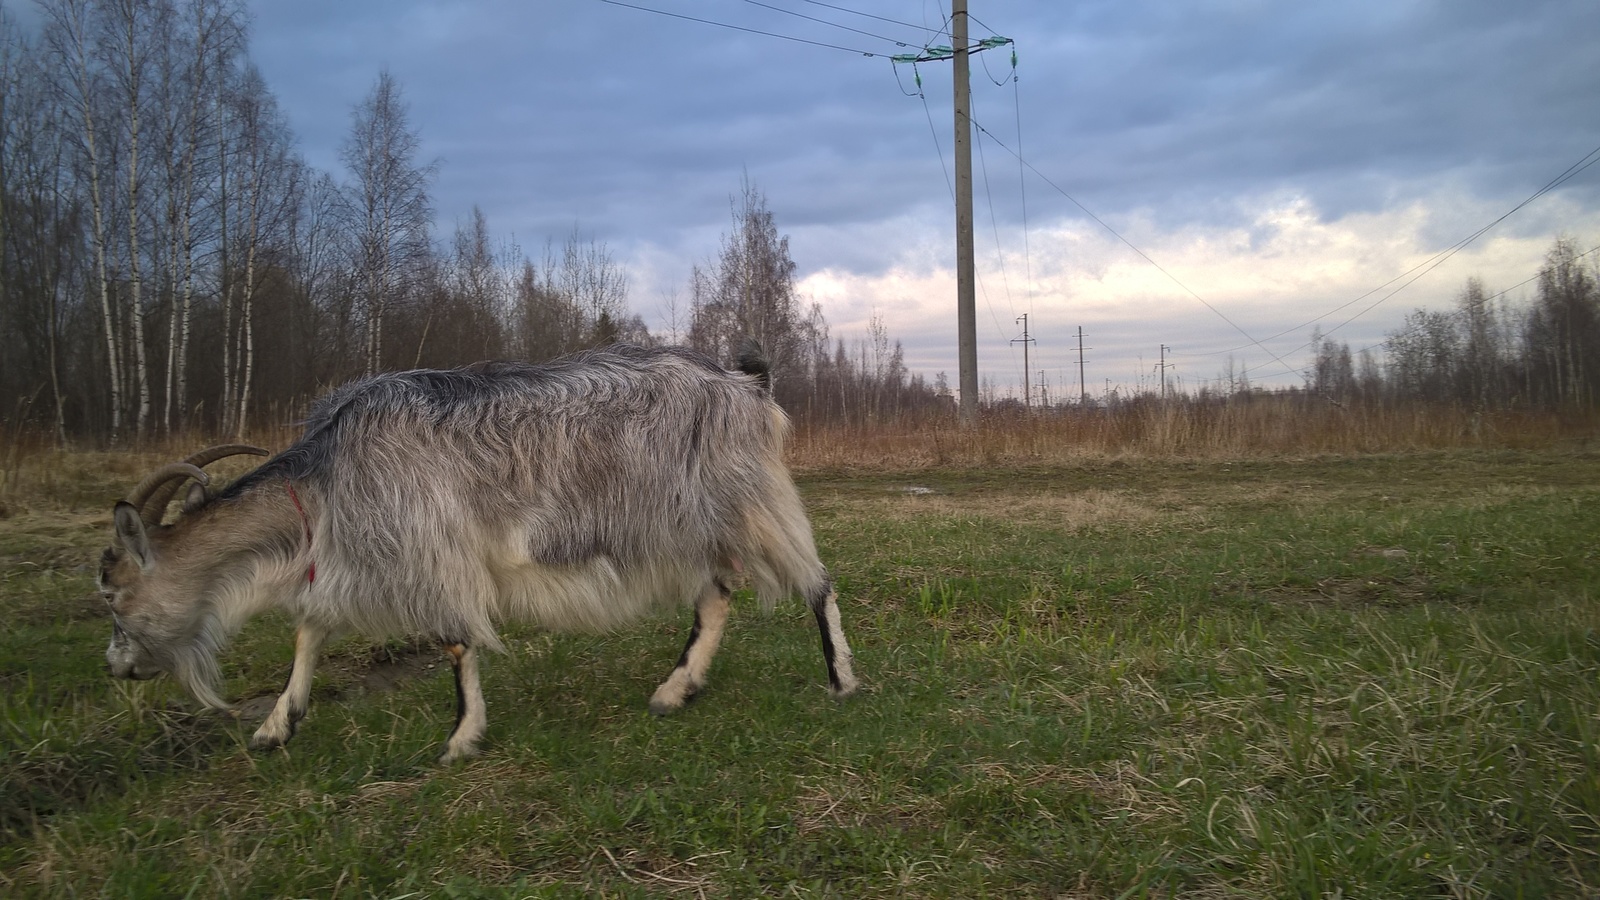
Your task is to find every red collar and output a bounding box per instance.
[285,479,316,584]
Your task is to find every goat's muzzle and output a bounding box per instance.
[106,622,160,680]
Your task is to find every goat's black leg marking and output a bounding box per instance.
[672,609,705,672]
[452,648,467,731]
[813,604,839,691]
[650,578,732,715]
[440,642,485,764]
[808,576,859,698]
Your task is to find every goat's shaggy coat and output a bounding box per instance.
[98,344,857,762]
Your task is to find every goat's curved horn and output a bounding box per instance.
[182,444,272,468]
[125,463,210,528]
[140,444,271,525]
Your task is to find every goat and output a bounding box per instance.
[98,343,858,763]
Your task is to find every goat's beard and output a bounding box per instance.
[167,616,230,711]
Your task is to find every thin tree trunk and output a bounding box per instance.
[89,126,122,437]
[237,159,260,437]
[175,1,218,433]
[175,175,195,428]
[217,110,233,434]
[120,7,151,438]
[45,148,70,446]
[69,14,124,441]
[162,190,179,435]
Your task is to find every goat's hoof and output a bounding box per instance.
[648,685,698,716]
[248,731,287,751]
[438,745,479,766]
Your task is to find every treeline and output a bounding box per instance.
[0,0,947,445]
[1302,238,1599,411]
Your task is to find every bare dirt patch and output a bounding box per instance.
[357,641,443,693]
[233,640,445,722]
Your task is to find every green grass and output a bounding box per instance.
[3,449,1600,896]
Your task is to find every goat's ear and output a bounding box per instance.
[182,482,208,515]
[113,502,152,569]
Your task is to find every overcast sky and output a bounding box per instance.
[243,0,1600,397]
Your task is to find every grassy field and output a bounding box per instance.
[2,446,1599,897]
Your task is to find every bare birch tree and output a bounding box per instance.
[216,64,292,434]
[341,68,434,375]
[156,0,242,432]
[103,0,169,437]
[431,204,507,363]
[1526,238,1600,407]
[43,0,123,439]
[687,177,818,403]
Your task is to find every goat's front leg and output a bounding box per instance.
[649,578,732,715]
[439,642,486,764]
[250,623,327,750]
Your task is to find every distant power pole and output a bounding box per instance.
[1158,344,1173,399]
[1076,326,1090,404]
[1011,313,1035,408]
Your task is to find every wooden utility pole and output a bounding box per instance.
[1077,326,1089,404]
[953,0,978,427]
[1158,344,1173,399]
[892,9,1008,428]
[1011,313,1034,408]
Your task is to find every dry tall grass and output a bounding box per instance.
[4,395,1597,512]
[788,396,1597,470]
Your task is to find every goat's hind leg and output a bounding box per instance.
[251,623,328,750]
[440,641,486,764]
[809,576,859,698]
[649,578,732,715]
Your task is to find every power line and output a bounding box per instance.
[1006,44,1034,322]
[1232,144,1600,384]
[1207,140,1600,361]
[973,92,1017,322]
[1339,241,1600,361]
[595,0,882,56]
[976,40,1013,86]
[911,62,1013,363]
[736,0,920,49]
[795,0,944,36]
[964,11,1003,35]
[916,74,954,202]
[891,58,923,97]
[915,74,1005,346]
[967,115,1299,380]
[973,125,1031,397]
[1465,242,1600,310]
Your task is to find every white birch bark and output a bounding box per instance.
[51,0,124,440]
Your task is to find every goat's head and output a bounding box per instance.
[100,445,269,706]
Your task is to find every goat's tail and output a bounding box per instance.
[736,338,771,392]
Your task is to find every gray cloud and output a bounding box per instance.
[245,0,1600,389]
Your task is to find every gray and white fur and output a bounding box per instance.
[98,343,858,763]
